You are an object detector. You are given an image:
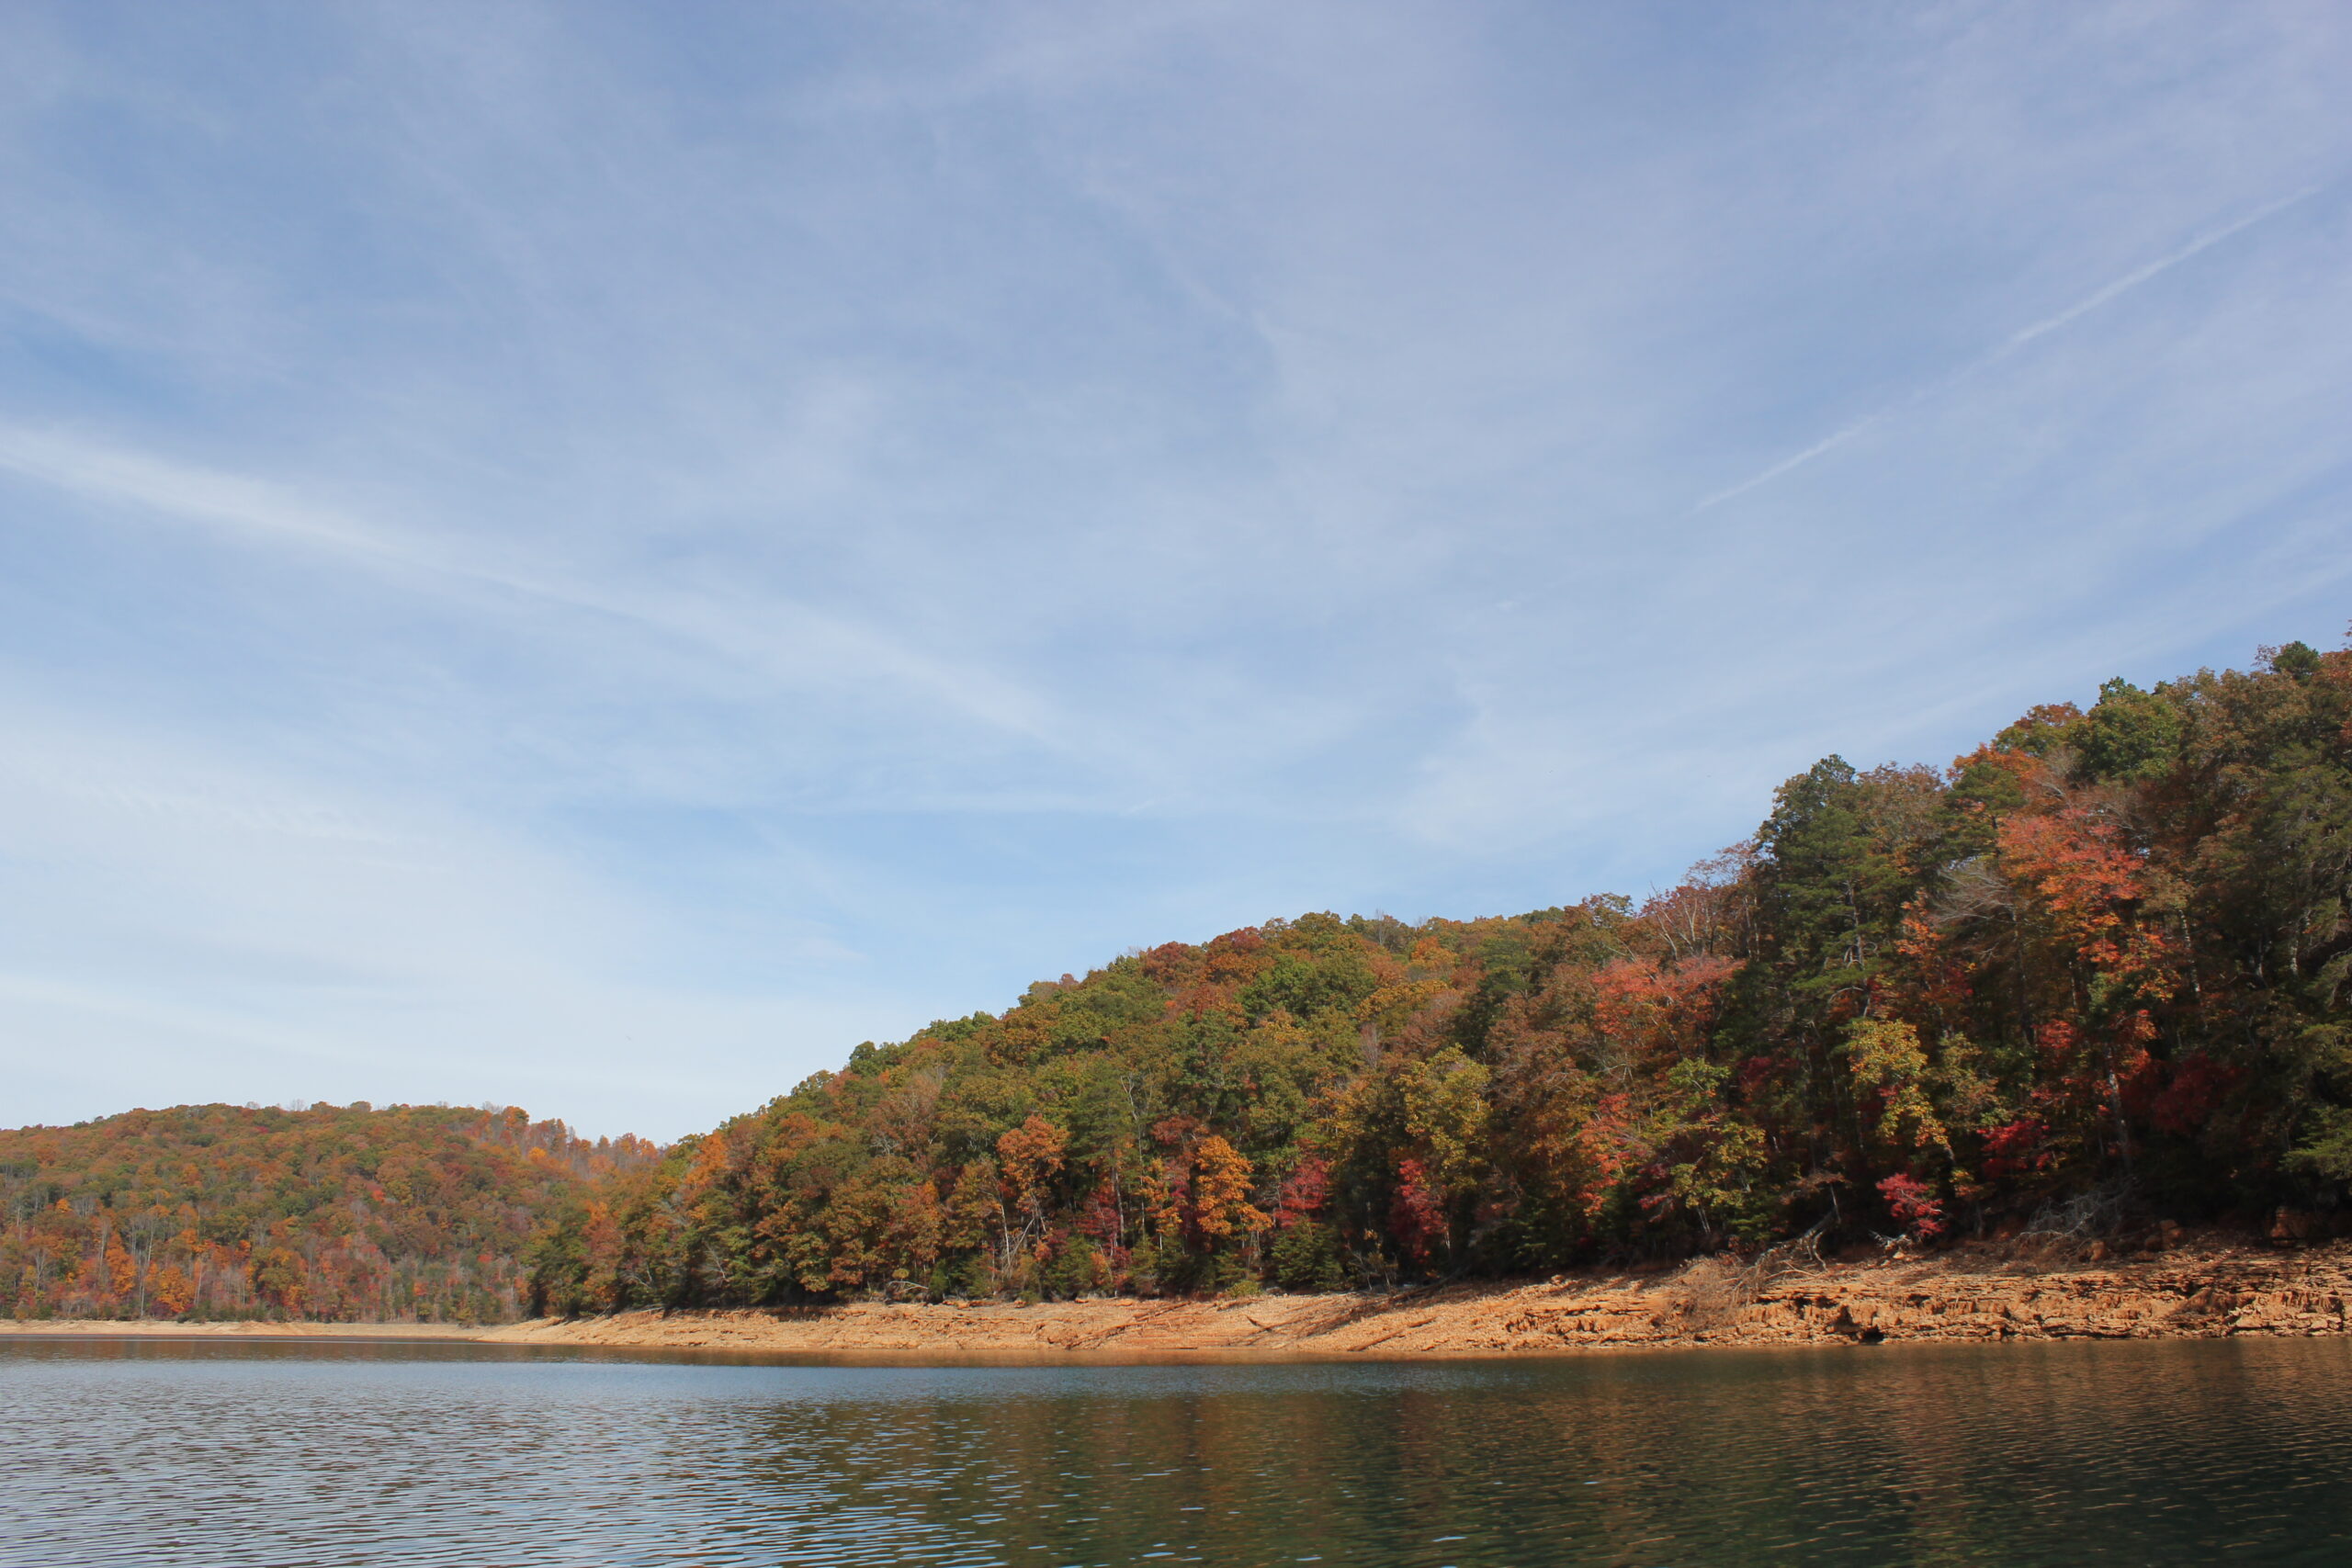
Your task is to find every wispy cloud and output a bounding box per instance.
[4,1,2350,1134]
[0,424,1074,753]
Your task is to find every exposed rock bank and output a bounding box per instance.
[485,1236,2352,1358]
[12,1238,2343,1355]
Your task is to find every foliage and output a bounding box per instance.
[30,635,2352,1313]
[0,1102,655,1323]
[524,635,2352,1303]
[514,635,2352,1300]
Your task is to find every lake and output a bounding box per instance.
[5,1336,2349,1565]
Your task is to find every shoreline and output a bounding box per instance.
[482,1237,2352,1358]
[0,1317,490,1340]
[16,1235,2347,1358]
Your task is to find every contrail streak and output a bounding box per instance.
[1690,182,2330,514]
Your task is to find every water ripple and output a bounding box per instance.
[4,1337,2351,1565]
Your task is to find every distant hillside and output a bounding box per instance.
[1,1103,657,1323]
[17,636,2349,1321]
[526,635,2352,1312]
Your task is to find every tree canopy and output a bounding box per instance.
[526,637,2352,1311]
[17,635,2352,1321]
[2,1102,655,1322]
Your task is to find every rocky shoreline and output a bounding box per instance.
[13,1237,2349,1357]
[481,1235,2352,1358]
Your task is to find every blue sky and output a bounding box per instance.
[3,2,2348,1139]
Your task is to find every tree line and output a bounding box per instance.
[13,635,2347,1321]
[526,637,2352,1311]
[2,1102,655,1322]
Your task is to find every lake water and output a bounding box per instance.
[5,1337,2351,1565]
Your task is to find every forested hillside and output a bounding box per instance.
[528,637,2352,1313]
[1,1103,656,1322]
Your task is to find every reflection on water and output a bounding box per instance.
[4,1335,2350,1565]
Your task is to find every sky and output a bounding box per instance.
[2,1,2348,1140]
